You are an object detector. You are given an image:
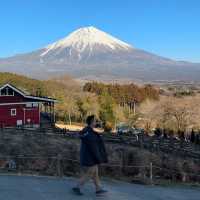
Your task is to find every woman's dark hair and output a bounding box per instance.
[86,115,95,125]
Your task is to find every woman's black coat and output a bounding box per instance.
[79,126,108,167]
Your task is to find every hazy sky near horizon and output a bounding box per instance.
[0,0,199,62]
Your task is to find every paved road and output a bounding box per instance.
[0,175,199,200]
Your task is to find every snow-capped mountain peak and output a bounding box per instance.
[41,26,133,56]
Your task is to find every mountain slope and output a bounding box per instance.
[0,26,200,82]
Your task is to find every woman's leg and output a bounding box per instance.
[92,165,101,191]
[77,167,92,188]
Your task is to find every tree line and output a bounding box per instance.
[83,82,159,104]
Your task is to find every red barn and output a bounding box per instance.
[0,83,57,128]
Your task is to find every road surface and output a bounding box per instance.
[0,175,199,200]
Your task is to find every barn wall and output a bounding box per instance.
[24,107,40,125]
[0,104,39,127]
[0,92,24,103]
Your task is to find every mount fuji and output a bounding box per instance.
[0,26,200,82]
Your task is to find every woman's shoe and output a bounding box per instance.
[72,187,83,195]
[96,189,108,195]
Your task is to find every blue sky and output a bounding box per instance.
[0,0,200,62]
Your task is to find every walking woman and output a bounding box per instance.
[72,115,108,196]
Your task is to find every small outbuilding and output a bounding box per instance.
[0,83,57,128]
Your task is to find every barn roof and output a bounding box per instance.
[0,83,57,103]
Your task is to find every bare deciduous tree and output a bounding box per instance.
[138,95,200,133]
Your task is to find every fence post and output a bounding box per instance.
[139,134,144,148]
[120,148,125,176]
[57,154,63,178]
[150,162,153,185]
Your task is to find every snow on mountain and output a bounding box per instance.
[41,26,133,57]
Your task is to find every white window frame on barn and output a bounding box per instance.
[11,108,17,116]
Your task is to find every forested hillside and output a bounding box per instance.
[0,72,79,97]
[83,82,159,103]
